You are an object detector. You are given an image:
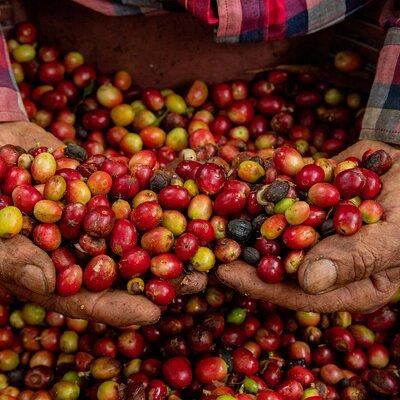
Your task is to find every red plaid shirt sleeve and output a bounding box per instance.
[360,1,400,144]
[0,29,27,123]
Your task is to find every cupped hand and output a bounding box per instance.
[218,140,400,313]
[0,121,63,150]
[0,122,207,326]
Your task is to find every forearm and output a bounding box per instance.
[0,29,28,123]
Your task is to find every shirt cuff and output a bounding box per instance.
[360,27,400,145]
[0,29,28,123]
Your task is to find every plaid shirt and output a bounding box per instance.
[1,0,400,144]
[0,31,26,122]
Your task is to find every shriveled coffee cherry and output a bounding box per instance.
[227,219,253,244]
[362,149,392,176]
[242,246,261,265]
[257,180,290,204]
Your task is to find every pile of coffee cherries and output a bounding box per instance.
[175,146,391,285]
[1,21,398,400]
[8,22,366,168]
[0,142,392,302]
[0,289,397,399]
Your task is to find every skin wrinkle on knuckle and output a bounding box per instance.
[292,294,314,312]
[44,297,60,313]
[0,249,7,284]
[88,291,111,322]
[352,241,376,280]
[327,290,348,312]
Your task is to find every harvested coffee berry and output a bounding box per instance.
[242,247,261,266]
[362,149,392,175]
[257,256,285,284]
[227,219,253,244]
[333,204,362,236]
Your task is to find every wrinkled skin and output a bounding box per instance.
[0,122,207,326]
[218,140,400,313]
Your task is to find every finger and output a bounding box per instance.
[3,284,160,327]
[332,139,400,163]
[297,220,400,294]
[0,235,56,295]
[172,271,207,295]
[217,261,400,313]
[0,122,63,150]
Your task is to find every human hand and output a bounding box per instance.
[217,140,400,313]
[0,121,63,150]
[0,122,207,326]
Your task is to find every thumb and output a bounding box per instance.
[298,220,400,294]
[0,235,56,295]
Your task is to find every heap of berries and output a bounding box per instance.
[0,290,397,399]
[8,22,366,170]
[1,20,398,400]
[0,141,392,302]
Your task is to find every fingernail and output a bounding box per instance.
[18,265,47,294]
[303,259,337,294]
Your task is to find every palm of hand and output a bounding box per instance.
[218,140,400,313]
[0,122,206,326]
